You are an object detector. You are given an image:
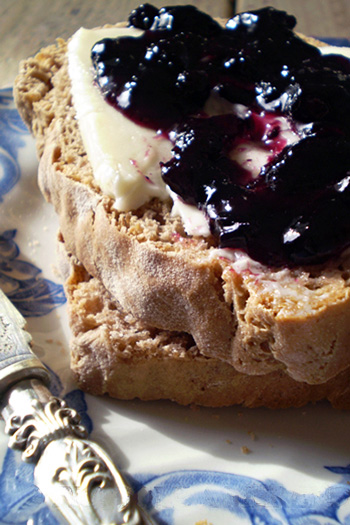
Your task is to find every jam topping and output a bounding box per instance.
[91,4,350,267]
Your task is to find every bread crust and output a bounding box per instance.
[59,240,350,409]
[14,25,350,391]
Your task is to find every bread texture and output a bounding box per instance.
[58,236,350,408]
[13,22,350,407]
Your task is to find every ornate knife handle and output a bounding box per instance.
[0,291,49,395]
[1,379,150,525]
[0,289,152,524]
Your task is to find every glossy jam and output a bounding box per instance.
[91,4,350,266]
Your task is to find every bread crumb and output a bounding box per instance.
[241,446,251,455]
[195,521,213,525]
[248,430,256,441]
[226,439,232,444]
[52,263,63,278]
[28,239,40,247]
[46,338,54,344]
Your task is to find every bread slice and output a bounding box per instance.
[57,235,350,409]
[13,21,350,401]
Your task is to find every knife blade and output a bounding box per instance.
[0,287,152,525]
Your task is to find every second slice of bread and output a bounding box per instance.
[57,235,350,409]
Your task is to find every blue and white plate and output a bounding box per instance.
[1,85,350,525]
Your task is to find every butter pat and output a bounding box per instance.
[320,45,350,59]
[68,25,211,237]
[68,27,172,211]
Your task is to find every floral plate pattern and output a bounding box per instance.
[0,72,350,525]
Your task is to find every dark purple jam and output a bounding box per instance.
[91,4,350,267]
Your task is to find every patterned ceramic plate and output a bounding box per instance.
[0,85,350,525]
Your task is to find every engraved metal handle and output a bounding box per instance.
[0,290,49,395]
[1,379,150,524]
[0,289,152,524]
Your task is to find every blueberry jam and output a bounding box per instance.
[91,4,350,267]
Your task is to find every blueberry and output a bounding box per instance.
[128,4,159,30]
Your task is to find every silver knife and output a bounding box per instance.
[0,287,152,525]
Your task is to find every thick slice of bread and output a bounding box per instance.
[13,24,350,401]
[58,235,350,409]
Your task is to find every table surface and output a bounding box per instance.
[0,0,349,88]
